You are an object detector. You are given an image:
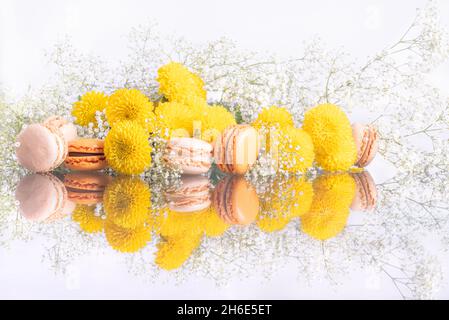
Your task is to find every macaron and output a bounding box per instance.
[164,137,213,174]
[63,172,112,205]
[64,138,107,171]
[16,123,68,173]
[214,124,260,175]
[15,173,74,222]
[352,123,379,167]
[43,115,78,143]
[212,175,259,226]
[351,171,378,212]
[165,175,211,213]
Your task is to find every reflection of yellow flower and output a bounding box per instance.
[72,204,104,233]
[157,62,207,105]
[106,88,156,133]
[104,221,151,253]
[303,104,357,171]
[203,207,229,237]
[104,121,152,175]
[155,101,206,138]
[72,91,108,127]
[301,173,356,241]
[155,234,202,270]
[170,128,191,138]
[201,105,236,133]
[154,208,206,238]
[253,106,294,129]
[257,177,313,233]
[277,127,315,173]
[103,177,151,229]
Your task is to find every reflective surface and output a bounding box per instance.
[1,160,448,300]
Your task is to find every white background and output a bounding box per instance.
[1,0,448,96]
[0,0,448,299]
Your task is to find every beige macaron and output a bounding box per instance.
[352,123,379,167]
[214,124,260,175]
[351,171,378,212]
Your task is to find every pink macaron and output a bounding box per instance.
[350,171,378,212]
[15,173,75,222]
[352,123,379,167]
[164,137,213,174]
[16,123,68,172]
[165,175,212,213]
[43,115,78,142]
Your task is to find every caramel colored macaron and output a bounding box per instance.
[351,171,378,212]
[212,175,259,226]
[352,123,379,167]
[214,124,260,175]
[63,172,112,205]
[65,138,107,171]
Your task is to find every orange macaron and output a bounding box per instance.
[213,124,260,175]
[212,175,260,226]
[63,172,112,205]
[64,138,108,171]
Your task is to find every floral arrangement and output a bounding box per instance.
[0,1,448,300]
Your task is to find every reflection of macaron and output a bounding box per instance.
[212,175,259,225]
[164,138,213,174]
[16,123,68,173]
[214,124,260,175]
[165,175,211,213]
[15,173,74,222]
[352,123,379,167]
[43,116,78,143]
[64,138,107,171]
[63,172,112,205]
[351,171,378,212]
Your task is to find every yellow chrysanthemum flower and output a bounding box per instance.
[157,62,207,105]
[104,220,151,253]
[104,121,152,175]
[155,234,202,270]
[106,88,156,133]
[72,204,104,233]
[276,127,315,173]
[72,91,108,127]
[302,104,357,171]
[201,105,236,133]
[301,173,356,241]
[103,177,151,229]
[154,208,206,238]
[257,177,313,233]
[253,106,294,130]
[203,207,229,237]
[155,101,205,138]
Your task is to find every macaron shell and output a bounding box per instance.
[68,138,105,153]
[64,155,107,171]
[165,175,211,213]
[67,190,104,205]
[164,138,212,174]
[228,177,259,225]
[213,176,259,225]
[63,172,112,191]
[352,123,379,167]
[16,124,66,173]
[214,125,260,175]
[15,174,67,222]
[43,116,78,142]
[351,171,378,212]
